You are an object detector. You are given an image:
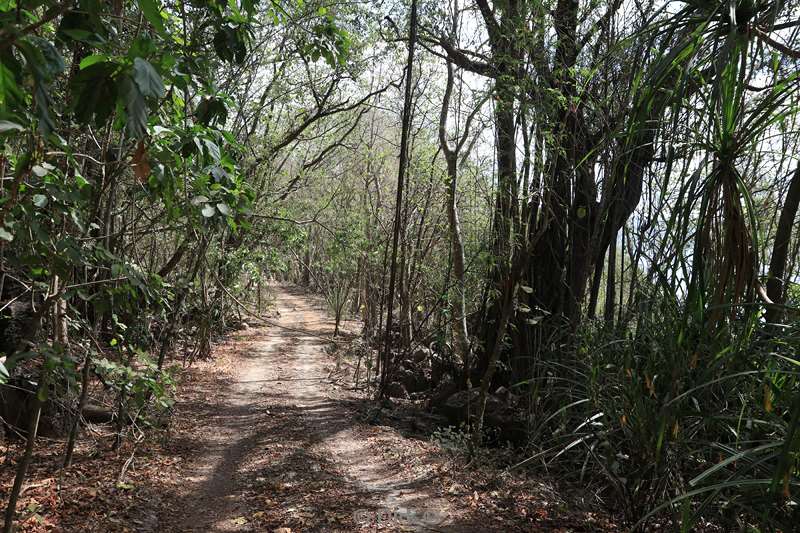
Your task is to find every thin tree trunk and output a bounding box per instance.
[379,0,417,397]
[438,45,485,390]
[1,265,62,531]
[618,225,625,324]
[472,281,515,447]
[446,154,470,389]
[3,371,47,533]
[605,231,617,324]
[157,239,207,371]
[302,242,311,286]
[63,347,92,468]
[588,259,603,319]
[471,215,551,448]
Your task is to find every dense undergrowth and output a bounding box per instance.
[521,306,800,530]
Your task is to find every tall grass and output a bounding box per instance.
[520,300,800,529]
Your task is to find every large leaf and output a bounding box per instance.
[137,0,167,34]
[33,83,56,135]
[56,4,109,46]
[21,36,65,81]
[213,25,247,64]
[15,37,64,134]
[203,138,220,162]
[70,61,118,126]
[79,54,108,70]
[133,57,165,99]
[0,226,13,242]
[33,194,48,207]
[196,97,227,126]
[0,61,23,108]
[119,76,148,138]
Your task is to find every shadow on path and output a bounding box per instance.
[158,284,488,532]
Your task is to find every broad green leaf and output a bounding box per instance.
[152,125,173,136]
[203,138,220,161]
[133,58,165,99]
[33,194,48,207]
[71,61,119,126]
[0,62,22,108]
[196,97,228,126]
[130,36,157,59]
[59,29,93,42]
[119,76,148,138]
[71,61,120,126]
[25,37,65,80]
[217,202,232,216]
[137,0,167,35]
[79,54,108,70]
[0,227,10,242]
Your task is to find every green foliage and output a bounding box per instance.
[521,297,800,530]
[0,0,353,449]
[301,7,351,67]
[94,354,176,417]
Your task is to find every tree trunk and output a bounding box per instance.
[472,279,515,447]
[302,242,311,286]
[63,347,92,468]
[478,88,518,380]
[379,0,417,396]
[605,231,617,324]
[471,211,551,447]
[3,370,47,533]
[446,154,471,388]
[587,258,603,319]
[766,165,800,323]
[438,56,474,391]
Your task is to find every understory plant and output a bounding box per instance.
[522,296,800,530]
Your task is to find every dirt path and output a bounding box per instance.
[159,284,480,532]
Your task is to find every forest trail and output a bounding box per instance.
[159,284,476,532]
